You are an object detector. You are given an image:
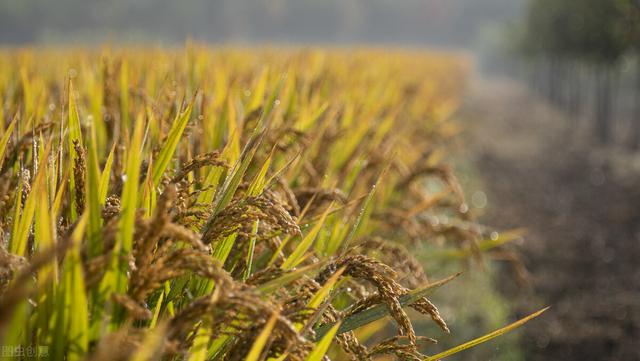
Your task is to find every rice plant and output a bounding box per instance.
[0,46,544,360]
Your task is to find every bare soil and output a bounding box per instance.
[460,75,640,361]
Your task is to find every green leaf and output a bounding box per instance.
[424,307,549,360]
[207,333,232,360]
[63,213,90,361]
[329,113,369,171]
[32,150,53,245]
[68,80,84,149]
[140,156,156,217]
[257,262,326,295]
[120,61,130,131]
[306,267,345,310]
[281,205,331,270]
[20,67,33,118]
[98,143,116,204]
[10,144,49,256]
[34,166,56,283]
[33,167,56,347]
[255,76,285,131]
[243,221,259,281]
[222,97,241,163]
[429,228,526,260]
[151,99,194,187]
[0,114,18,169]
[207,129,265,221]
[248,68,269,112]
[119,115,145,255]
[212,233,238,264]
[247,146,275,197]
[245,312,279,361]
[102,113,146,303]
[305,322,341,361]
[52,212,89,360]
[150,289,165,329]
[333,165,389,255]
[130,324,167,361]
[187,322,210,361]
[202,79,284,233]
[86,121,104,257]
[4,300,30,360]
[295,268,346,333]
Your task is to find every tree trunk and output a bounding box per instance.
[548,58,558,104]
[630,57,640,150]
[558,61,569,111]
[595,66,612,145]
[569,63,582,119]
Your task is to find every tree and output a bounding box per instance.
[617,0,640,148]
[520,0,630,144]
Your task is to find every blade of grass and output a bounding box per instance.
[101,113,146,312]
[335,163,390,255]
[223,97,241,163]
[424,307,549,361]
[255,76,285,131]
[4,300,30,359]
[33,153,56,348]
[63,212,90,361]
[86,121,103,257]
[305,322,341,361]
[281,204,332,270]
[119,114,145,254]
[202,78,283,225]
[212,233,238,264]
[245,312,279,361]
[10,141,50,256]
[195,165,225,206]
[141,156,156,217]
[151,98,194,187]
[248,68,268,112]
[52,212,89,360]
[20,67,33,119]
[51,170,68,219]
[120,60,130,131]
[257,261,326,295]
[34,165,56,284]
[98,142,116,203]
[205,128,266,224]
[130,323,167,361]
[243,220,259,281]
[0,113,18,169]
[247,146,275,197]
[187,322,211,361]
[149,290,165,329]
[430,228,526,260]
[306,267,345,310]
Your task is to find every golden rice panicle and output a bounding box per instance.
[0,48,543,361]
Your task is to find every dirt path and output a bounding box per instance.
[460,76,640,361]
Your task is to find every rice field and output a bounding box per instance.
[0,46,543,360]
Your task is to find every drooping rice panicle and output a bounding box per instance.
[0,47,541,361]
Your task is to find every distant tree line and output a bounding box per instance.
[518,0,640,148]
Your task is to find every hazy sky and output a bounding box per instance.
[0,0,525,47]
